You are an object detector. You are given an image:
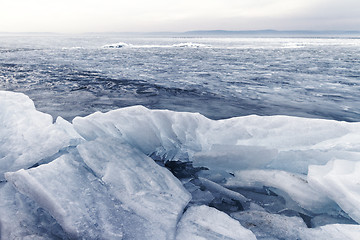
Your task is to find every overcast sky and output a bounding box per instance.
[0,0,359,33]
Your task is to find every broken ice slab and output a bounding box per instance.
[225,169,334,213]
[308,159,360,224]
[232,210,360,240]
[5,153,158,239]
[72,105,208,160]
[231,210,307,239]
[0,91,83,180]
[193,144,278,172]
[299,224,360,240]
[77,138,191,239]
[176,205,257,240]
[0,182,69,240]
[311,213,357,227]
[72,104,360,177]
[199,177,248,203]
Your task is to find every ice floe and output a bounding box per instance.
[102,42,132,48]
[101,42,211,49]
[172,42,211,48]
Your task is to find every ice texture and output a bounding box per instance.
[0,91,82,180]
[194,144,278,172]
[308,159,360,224]
[5,154,126,239]
[3,90,360,238]
[299,224,360,240]
[77,138,191,239]
[72,105,209,161]
[198,177,248,203]
[0,182,68,239]
[5,143,190,239]
[73,106,360,174]
[224,169,332,212]
[70,104,360,224]
[231,210,307,239]
[311,214,357,227]
[232,210,360,240]
[176,205,257,240]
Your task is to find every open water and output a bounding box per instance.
[1,33,359,121]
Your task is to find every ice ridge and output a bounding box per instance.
[2,90,360,239]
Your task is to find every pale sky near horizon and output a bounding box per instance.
[0,0,359,33]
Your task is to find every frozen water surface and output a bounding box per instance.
[1,34,360,239]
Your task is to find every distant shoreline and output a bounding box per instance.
[184,29,360,35]
[1,30,360,37]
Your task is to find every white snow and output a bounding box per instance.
[176,205,257,240]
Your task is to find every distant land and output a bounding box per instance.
[183,30,360,36]
[1,30,360,36]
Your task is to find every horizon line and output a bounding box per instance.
[1,29,360,35]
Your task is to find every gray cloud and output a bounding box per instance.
[0,0,359,32]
